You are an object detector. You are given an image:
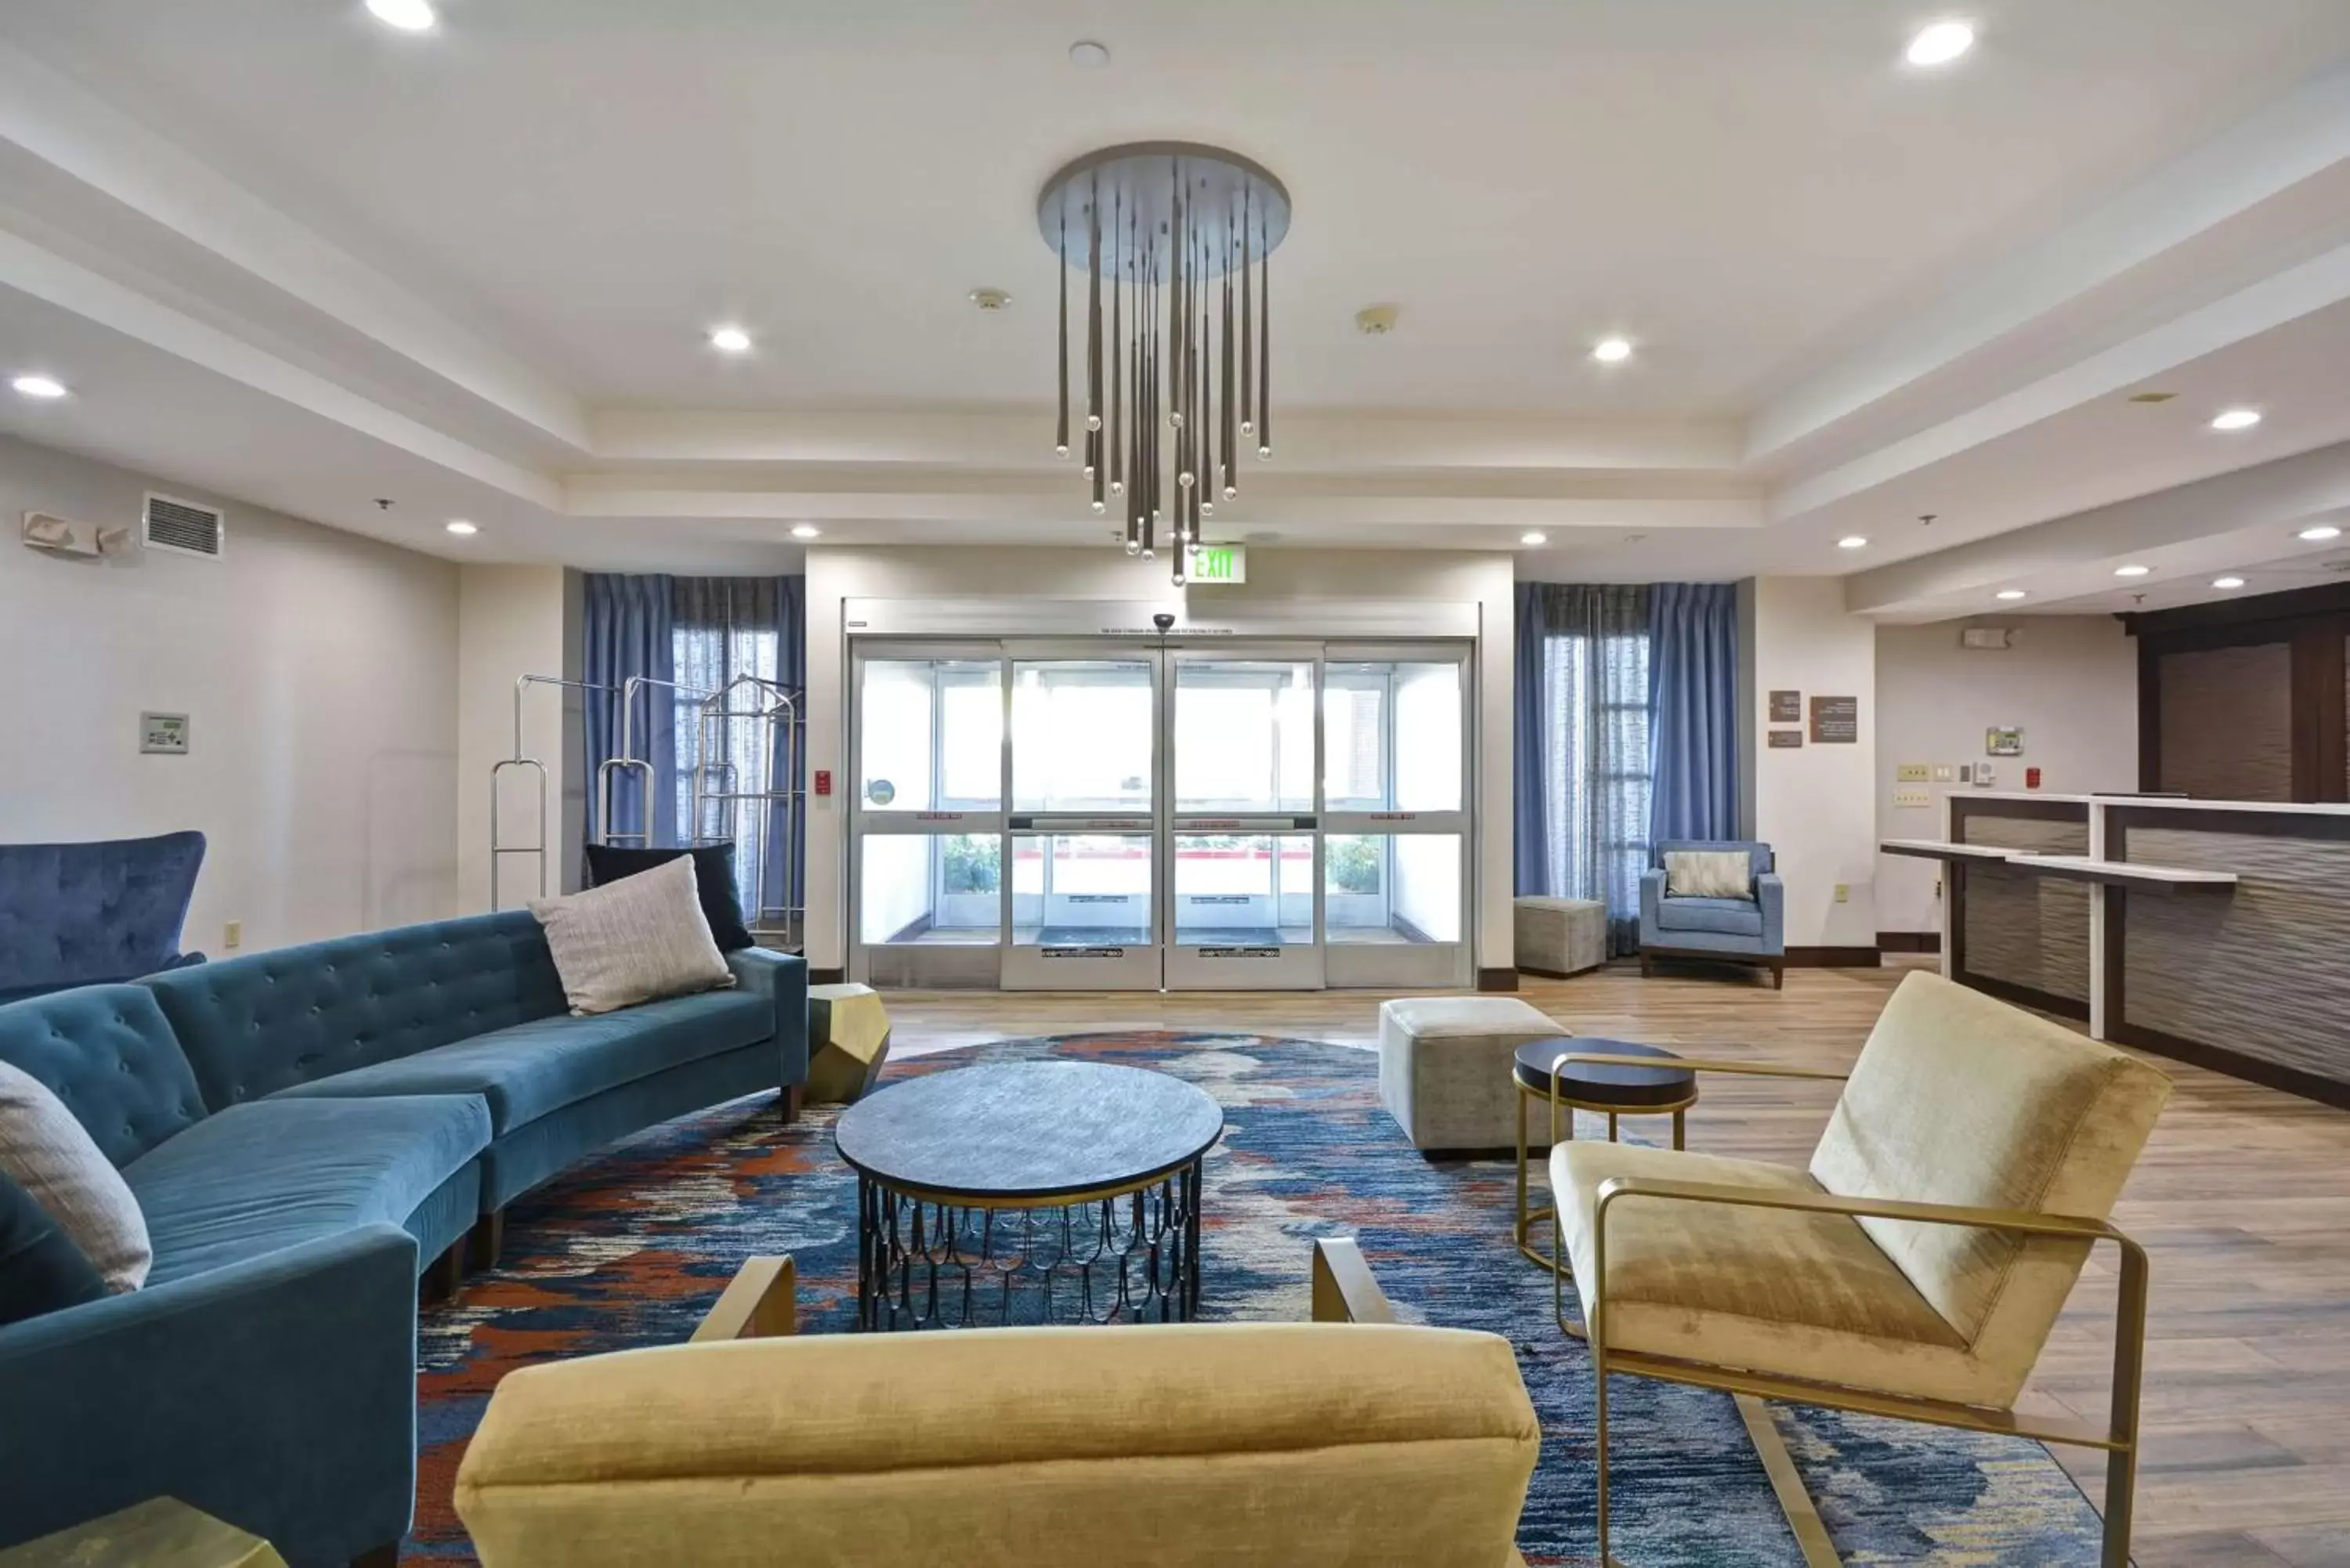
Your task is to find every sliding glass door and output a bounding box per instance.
[848,637,1471,991]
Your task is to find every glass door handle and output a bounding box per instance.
[1170,816,1316,830]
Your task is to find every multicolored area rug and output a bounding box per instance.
[407,1031,2117,1566]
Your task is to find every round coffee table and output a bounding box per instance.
[1511,1038,1697,1271]
[834,1060,1224,1331]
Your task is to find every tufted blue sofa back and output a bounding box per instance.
[0,985,211,1168]
[0,832,206,1002]
[141,910,569,1113]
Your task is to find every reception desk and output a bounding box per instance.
[1884,793,2350,1108]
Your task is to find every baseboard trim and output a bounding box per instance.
[1784,947,1882,968]
[1876,931,1942,955]
[1952,969,2089,1022]
[2109,1021,2350,1111]
[1476,967,1520,992]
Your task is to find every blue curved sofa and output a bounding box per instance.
[0,909,808,1567]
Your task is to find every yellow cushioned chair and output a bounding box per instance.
[1545,970,2171,1568]
[455,1242,1542,1568]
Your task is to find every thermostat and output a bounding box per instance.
[140,712,190,754]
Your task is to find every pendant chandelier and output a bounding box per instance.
[1036,143,1291,587]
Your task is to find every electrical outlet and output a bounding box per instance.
[1893,786,1932,809]
[222,920,243,951]
[1932,764,1955,782]
[1895,762,1931,783]
[1834,883,1850,903]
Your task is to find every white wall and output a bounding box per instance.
[1746,576,1878,949]
[1875,616,2138,931]
[803,545,1513,975]
[455,564,580,912]
[0,434,459,954]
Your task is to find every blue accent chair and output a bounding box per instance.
[1,909,809,1565]
[1639,839,1786,988]
[0,832,206,1004]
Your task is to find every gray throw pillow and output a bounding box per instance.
[0,1060,152,1292]
[530,851,735,1016]
[1665,850,1754,900]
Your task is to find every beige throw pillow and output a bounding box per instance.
[530,852,735,1016]
[1664,850,1753,900]
[0,1060,152,1292]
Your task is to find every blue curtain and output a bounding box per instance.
[772,576,806,924]
[582,573,675,847]
[588,574,806,940]
[1514,582,1652,954]
[1647,583,1740,844]
[1513,584,1549,897]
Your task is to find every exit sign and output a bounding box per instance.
[1189,543,1246,583]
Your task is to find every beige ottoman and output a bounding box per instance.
[806,983,892,1104]
[1513,896,1607,977]
[1378,996,1571,1154]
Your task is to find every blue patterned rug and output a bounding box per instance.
[407,1031,2117,1565]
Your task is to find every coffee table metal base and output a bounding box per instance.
[855,1162,1204,1331]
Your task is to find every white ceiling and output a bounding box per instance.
[4,2,2350,615]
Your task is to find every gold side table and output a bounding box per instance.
[806,983,892,1105]
[1512,1038,1697,1271]
[0,1498,286,1568]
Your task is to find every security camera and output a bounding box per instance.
[1152,612,1177,632]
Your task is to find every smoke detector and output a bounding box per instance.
[969,287,1011,311]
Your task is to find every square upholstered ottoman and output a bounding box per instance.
[1513,896,1607,977]
[1378,996,1571,1154]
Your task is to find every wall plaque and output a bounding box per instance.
[1768,689,1802,723]
[1809,695,1859,744]
[1767,729,1804,749]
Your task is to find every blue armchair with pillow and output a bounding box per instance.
[0,832,207,1004]
[1639,838,1785,988]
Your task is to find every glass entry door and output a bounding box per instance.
[848,637,1472,992]
[1002,651,1162,991]
[1165,651,1323,989]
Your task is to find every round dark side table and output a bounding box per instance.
[1511,1038,1697,1271]
[833,1060,1224,1331]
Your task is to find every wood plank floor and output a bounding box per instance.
[880,959,2350,1567]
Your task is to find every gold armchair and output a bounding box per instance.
[1545,970,2169,1568]
[455,1241,1542,1568]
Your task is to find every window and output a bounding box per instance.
[1521,583,1651,953]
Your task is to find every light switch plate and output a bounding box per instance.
[1893,786,1932,809]
[1932,764,1956,782]
[1834,883,1850,903]
[222,920,242,951]
[1895,762,1931,782]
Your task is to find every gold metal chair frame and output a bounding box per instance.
[1539,1052,2149,1568]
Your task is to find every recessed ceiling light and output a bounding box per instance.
[366,0,436,32]
[2299,524,2343,542]
[1591,337,1632,363]
[2114,564,2150,577]
[709,325,753,354]
[1995,589,2027,601]
[444,519,477,536]
[1906,20,1975,67]
[968,287,1010,311]
[2211,408,2261,432]
[10,374,67,399]
[790,524,821,540]
[1068,40,1112,69]
[1837,535,1868,550]
[1520,532,1548,547]
[2212,576,2246,590]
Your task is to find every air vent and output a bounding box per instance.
[143,493,224,558]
